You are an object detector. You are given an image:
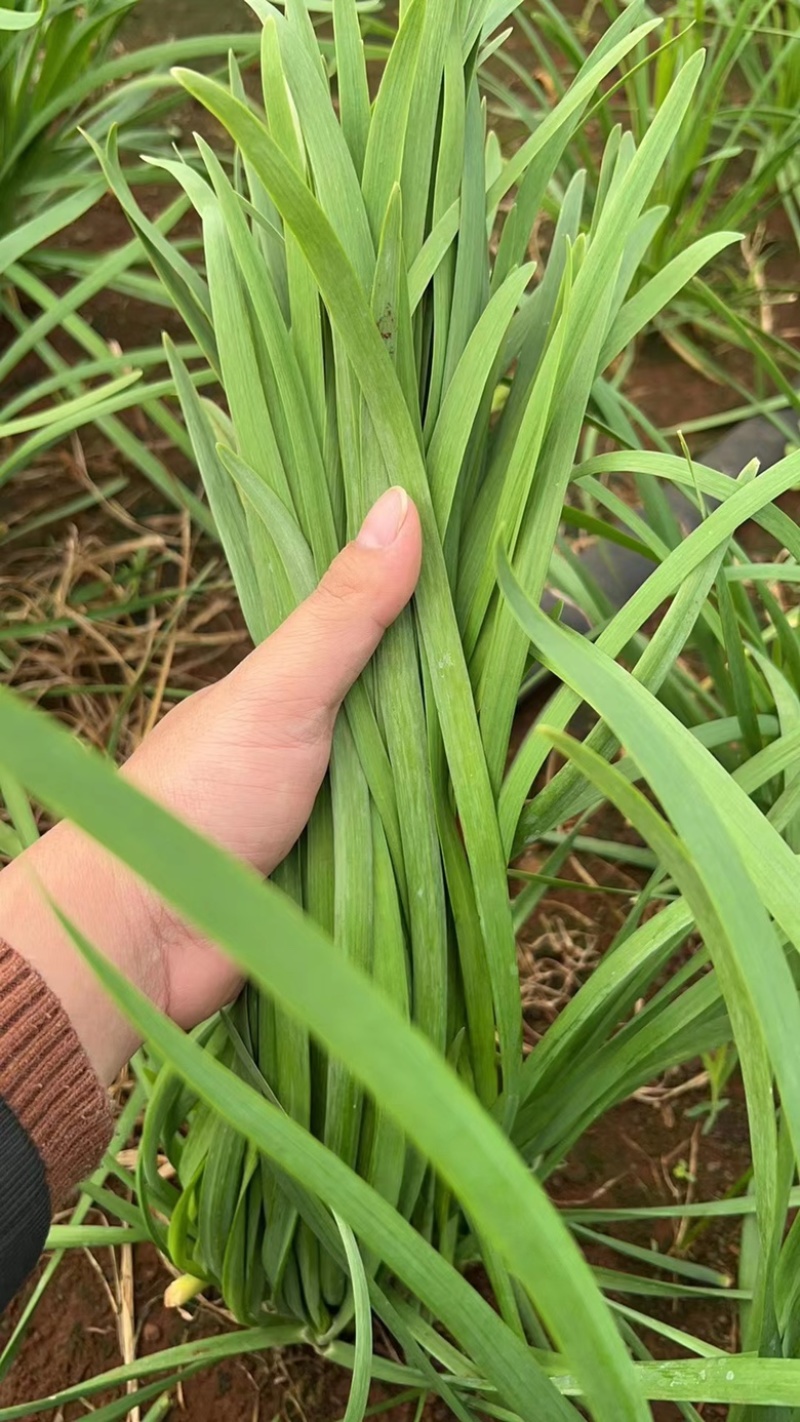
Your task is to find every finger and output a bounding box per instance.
[120,489,421,884]
[233,486,422,743]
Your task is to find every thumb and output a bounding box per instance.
[236,486,422,741]
[119,488,422,894]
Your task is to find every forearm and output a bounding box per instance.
[0,821,165,1085]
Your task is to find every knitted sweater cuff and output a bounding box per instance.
[0,940,114,1209]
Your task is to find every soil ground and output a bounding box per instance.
[2,4,800,1420]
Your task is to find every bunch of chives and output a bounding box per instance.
[97,0,715,1335]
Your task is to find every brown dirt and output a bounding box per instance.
[0,1243,425,1420]
[550,1095,749,1422]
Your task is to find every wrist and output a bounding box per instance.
[0,822,168,1084]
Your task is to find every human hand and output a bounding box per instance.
[0,488,422,1082]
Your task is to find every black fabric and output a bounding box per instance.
[0,1092,50,1313]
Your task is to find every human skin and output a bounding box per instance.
[0,487,422,1083]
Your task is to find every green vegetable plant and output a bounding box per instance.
[0,0,262,526]
[485,0,800,441]
[5,1,800,1419]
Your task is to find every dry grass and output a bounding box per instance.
[0,427,247,854]
[518,904,602,1047]
[513,826,647,1048]
[0,435,245,758]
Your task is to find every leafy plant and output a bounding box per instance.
[0,0,261,526]
[98,0,737,1329]
[0,0,260,249]
[5,1,800,1419]
[485,0,800,429]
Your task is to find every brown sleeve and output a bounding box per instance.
[0,940,114,1209]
